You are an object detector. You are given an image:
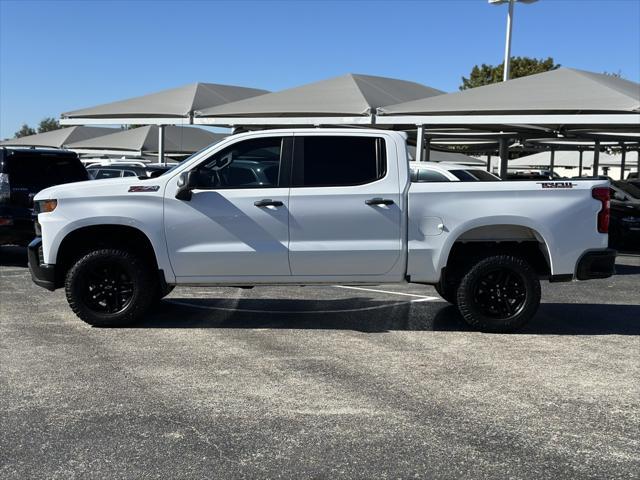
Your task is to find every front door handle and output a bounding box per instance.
[254,199,284,207]
[365,197,394,206]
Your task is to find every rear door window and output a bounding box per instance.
[292,136,386,187]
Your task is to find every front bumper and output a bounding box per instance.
[28,237,57,291]
[576,248,617,280]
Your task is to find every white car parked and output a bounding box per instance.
[409,162,500,182]
[29,129,615,332]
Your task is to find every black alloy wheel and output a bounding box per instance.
[82,262,135,314]
[471,268,527,319]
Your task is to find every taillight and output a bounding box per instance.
[592,187,610,234]
[0,173,9,203]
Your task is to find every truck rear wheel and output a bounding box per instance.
[456,255,540,333]
[65,248,156,327]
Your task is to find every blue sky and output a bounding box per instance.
[1,0,639,139]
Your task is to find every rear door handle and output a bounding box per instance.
[254,199,284,207]
[365,197,394,206]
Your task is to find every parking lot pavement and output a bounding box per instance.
[1,247,638,479]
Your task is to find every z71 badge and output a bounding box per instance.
[537,182,576,189]
[128,185,160,192]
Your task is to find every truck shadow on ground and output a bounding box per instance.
[614,263,640,275]
[132,297,640,335]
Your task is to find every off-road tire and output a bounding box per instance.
[456,255,541,333]
[65,248,157,327]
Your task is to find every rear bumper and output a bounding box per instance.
[576,248,617,280]
[28,237,57,291]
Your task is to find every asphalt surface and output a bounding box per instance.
[1,246,639,479]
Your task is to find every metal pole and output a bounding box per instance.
[503,0,515,81]
[486,154,492,172]
[578,150,583,177]
[158,125,165,166]
[549,149,555,175]
[499,138,509,179]
[593,140,600,177]
[424,137,431,162]
[416,125,425,162]
[619,144,626,180]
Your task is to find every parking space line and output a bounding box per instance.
[333,285,439,302]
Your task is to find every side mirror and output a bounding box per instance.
[175,170,203,201]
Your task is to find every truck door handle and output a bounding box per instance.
[365,197,394,206]
[254,199,283,207]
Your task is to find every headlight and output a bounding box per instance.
[35,199,57,214]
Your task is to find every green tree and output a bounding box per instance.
[37,117,61,133]
[460,57,560,90]
[14,124,36,138]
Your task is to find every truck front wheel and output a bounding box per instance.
[456,255,541,333]
[65,248,156,327]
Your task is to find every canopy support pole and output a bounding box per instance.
[593,140,600,177]
[499,138,509,180]
[486,154,492,172]
[503,0,515,81]
[158,125,165,166]
[416,125,425,162]
[619,144,626,180]
[578,150,583,177]
[549,149,555,174]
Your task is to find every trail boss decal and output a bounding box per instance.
[537,181,576,189]
[128,185,160,192]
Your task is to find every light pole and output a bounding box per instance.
[489,0,538,81]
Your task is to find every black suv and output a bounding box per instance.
[0,147,88,246]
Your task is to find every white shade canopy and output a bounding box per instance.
[0,126,118,148]
[195,74,444,124]
[61,83,269,124]
[66,126,226,154]
[378,69,640,116]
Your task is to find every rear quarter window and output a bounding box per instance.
[7,153,88,189]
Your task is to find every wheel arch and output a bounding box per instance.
[437,217,554,279]
[53,223,166,287]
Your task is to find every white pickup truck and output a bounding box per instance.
[29,129,616,332]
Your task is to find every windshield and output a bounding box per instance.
[156,144,217,177]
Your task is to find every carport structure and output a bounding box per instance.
[194,73,444,127]
[376,68,640,178]
[66,126,227,159]
[59,82,268,163]
[0,126,117,148]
